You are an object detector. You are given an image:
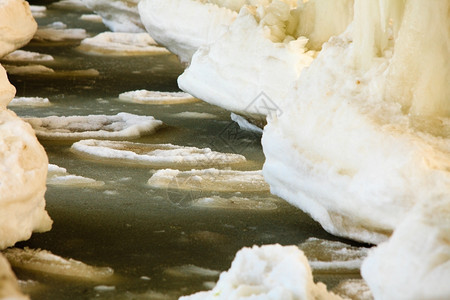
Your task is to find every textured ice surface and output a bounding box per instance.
[118,90,197,104]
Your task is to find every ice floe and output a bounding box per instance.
[77,32,168,56]
[23,112,163,141]
[50,0,90,12]
[3,64,99,77]
[164,264,220,278]
[29,5,46,18]
[1,50,54,62]
[80,14,103,23]
[0,253,27,300]
[71,139,246,168]
[33,22,88,42]
[191,196,277,210]
[118,90,197,104]
[147,168,269,192]
[180,244,342,300]
[8,97,51,107]
[47,164,105,187]
[3,247,114,280]
[172,112,217,119]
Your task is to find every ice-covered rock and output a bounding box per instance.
[81,0,144,33]
[1,50,54,62]
[180,244,342,300]
[118,90,197,104]
[24,112,163,141]
[71,139,246,169]
[0,253,28,300]
[47,164,105,187]
[77,32,169,56]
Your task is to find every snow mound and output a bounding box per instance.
[1,50,53,62]
[23,112,163,141]
[77,32,169,56]
[9,97,51,107]
[147,168,269,192]
[71,139,246,169]
[118,90,197,104]
[47,164,105,187]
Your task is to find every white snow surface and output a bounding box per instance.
[118,90,197,104]
[47,164,104,187]
[77,32,169,56]
[70,139,246,168]
[9,97,51,107]
[1,50,54,62]
[180,244,342,300]
[23,112,163,141]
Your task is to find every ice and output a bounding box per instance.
[80,14,103,23]
[81,0,144,33]
[147,169,269,192]
[231,113,263,134]
[77,32,169,56]
[30,5,46,18]
[33,22,88,42]
[23,112,163,141]
[180,244,342,300]
[332,279,373,300]
[94,285,115,292]
[49,0,90,12]
[0,253,28,300]
[118,90,197,104]
[164,265,220,278]
[2,247,114,280]
[8,97,51,107]
[172,112,216,119]
[191,196,278,210]
[1,50,54,62]
[0,65,15,108]
[71,139,246,169]
[3,64,99,77]
[47,163,105,187]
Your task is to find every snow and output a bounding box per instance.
[1,50,54,62]
[77,32,169,56]
[118,90,197,104]
[47,164,105,187]
[0,253,28,300]
[3,247,114,280]
[231,113,263,134]
[33,22,88,42]
[147,168,269,192]
[191,196,278,210]
[23,112,163,141]
[71,139,246,169]
[8,97,51,107]
[180,244,342,300]
[0,0,37,58]
[81,0,144,33]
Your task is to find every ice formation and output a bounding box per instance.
[172,112,217,119]
[164,265,220,278]
[191,196,278,210]
[71,139,246,169]
[81,0,144,33]
[180,244,342,300]
[147,169,269,192]
[77,32,169,56]
[0,253,28,300]
[8,97,51,107]
[33,22,88,42]
[118,90,197,104]
[1,50,54,62]
[23,112,163,141]
[29,5,46,18]
[3,64,99,77]
[47,164,105,187]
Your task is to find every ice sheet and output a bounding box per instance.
[118,90,197,104]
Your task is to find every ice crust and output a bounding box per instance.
[71,139,246,169]
[23,112,163,141]
[118,90,197,104]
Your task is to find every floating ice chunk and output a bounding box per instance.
[299,238,369,272]
[77,32,169,56]
[0,253,28,300]
[362,196,450,300]
[0,0,37,58]
[24,112,163,141]
[30,5,46,18]
[332,279,373,300]
[71,140,246,169]
[231,113,263,134]
[81,0,145,33]
[34,22,88,42]
[180,244,342,300]
[191,196,277,210]
[47,164,105,187]
[147,168,269,192]
[50,0,90,11]
[164,265,220,278]
[94,285,115,292]
[1,50,54,62]
[172,112,216,119]
[80,14,103,23]
[118,90,197,104]
[3,64,99,77]
[9,97,51,107]
[3,247,114,280]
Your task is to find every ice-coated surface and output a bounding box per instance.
[138,0,238,63]
[362,196,450,300]
[180,244,343,300]
[1,50,53,62]
[81,0,144,33]
[33,22,88,42]
[24,112,163,141]
[47,164,105,187]
[71,139,246,168]
[147,168,269,192]
[3,247,114,280]
[77,32,169,56]
[8,97,51,107]
[191,196,278,210]
[0,0,37,58]
[0,253,28,300]
[118,90,197,104]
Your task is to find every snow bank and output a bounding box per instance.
[33,22,88,42]
[147,168,269,192]
[47,164,105,187]
[81,0,144,33]
[1,50,54,62]
[71,139,246,168]
[361,196,450,300]
[180,244,342,300]
[24,112,163,141]
[119,90,197,104]
[77,32,169,56]
[0,253,28,300]
[9,97,51,107]
[0,0,36,58]
[3,247,114,280]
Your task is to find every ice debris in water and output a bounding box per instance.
[8,97,51,107]
[118,89,197,104]
[1,50,53,62]
[33,22,88,42]
[47,163,105,187]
